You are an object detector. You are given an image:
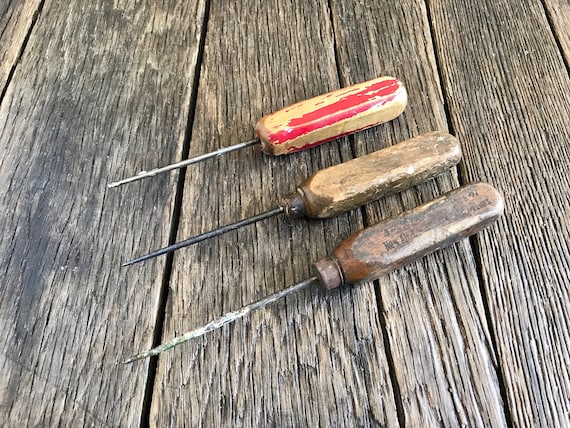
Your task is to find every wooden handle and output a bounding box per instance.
[282,132,462,219]
[313,183,504,289]
[255,76,407,156]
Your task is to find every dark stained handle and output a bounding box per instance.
[282,132,462,219]
[313,183,504,289]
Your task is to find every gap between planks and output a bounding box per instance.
[424,0,514,424]
[538,0,570,75]
[140,0,212,424]
[0,1,46,106]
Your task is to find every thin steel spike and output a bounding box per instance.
[108,138,260,188]
[123,276,318,363]
[123,206,285,267]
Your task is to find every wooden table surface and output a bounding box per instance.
[1,0,569,426]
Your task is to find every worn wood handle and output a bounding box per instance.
[313,183,504,289]
[255,76,407,156]
[282,132,462,219]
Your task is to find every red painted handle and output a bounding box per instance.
[255,77,407,156]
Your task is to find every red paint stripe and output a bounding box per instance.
[285,122,385,154]
[268,79,400,145]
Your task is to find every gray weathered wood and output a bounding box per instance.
[0,1,43,94]
[149,0,400,425]
[427,0,570,425]
[2,0,569,425]
[330,0,507,425]
[543,0,570,66]
[0,0,206,424]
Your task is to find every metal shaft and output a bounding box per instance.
[123,206,285,266]
[108,138,260,188]
[123,276,318,363]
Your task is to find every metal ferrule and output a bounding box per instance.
[312,256,345,290]
[281,189,306,219]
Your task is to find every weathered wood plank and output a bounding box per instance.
[0,1,43,94]
[0,0,206,425]
[149,1,400,425]
[427,0,570,425]
[543,0,570,66]
[330,1,507,425]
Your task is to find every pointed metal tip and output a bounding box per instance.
[121,206,285,268]
[122,356,139,365]
[122,247,173,267]
[122,276,319,361]
[107,138,260,188]
[107,172,151,188]
[123,346,163,364]
[122,249,166,267]
[121,260,136,268]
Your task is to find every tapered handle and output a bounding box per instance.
[282,132,462,219]
[255,76,407,156]
[313,183,504,290]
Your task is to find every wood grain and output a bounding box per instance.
[316,183,504,289]
[255,76,407,156]
[427,0,570,425]
[0,0,206,424]
[2,0,568,425]
[295,132,461,219]
[149,0,399,425]
[0,1,43,94]
[543,0,570,66]
[330,0,508,425]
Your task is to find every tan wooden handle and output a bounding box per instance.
[282,132,462,219]
[313,183,504,289]
[255,76,407,156]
